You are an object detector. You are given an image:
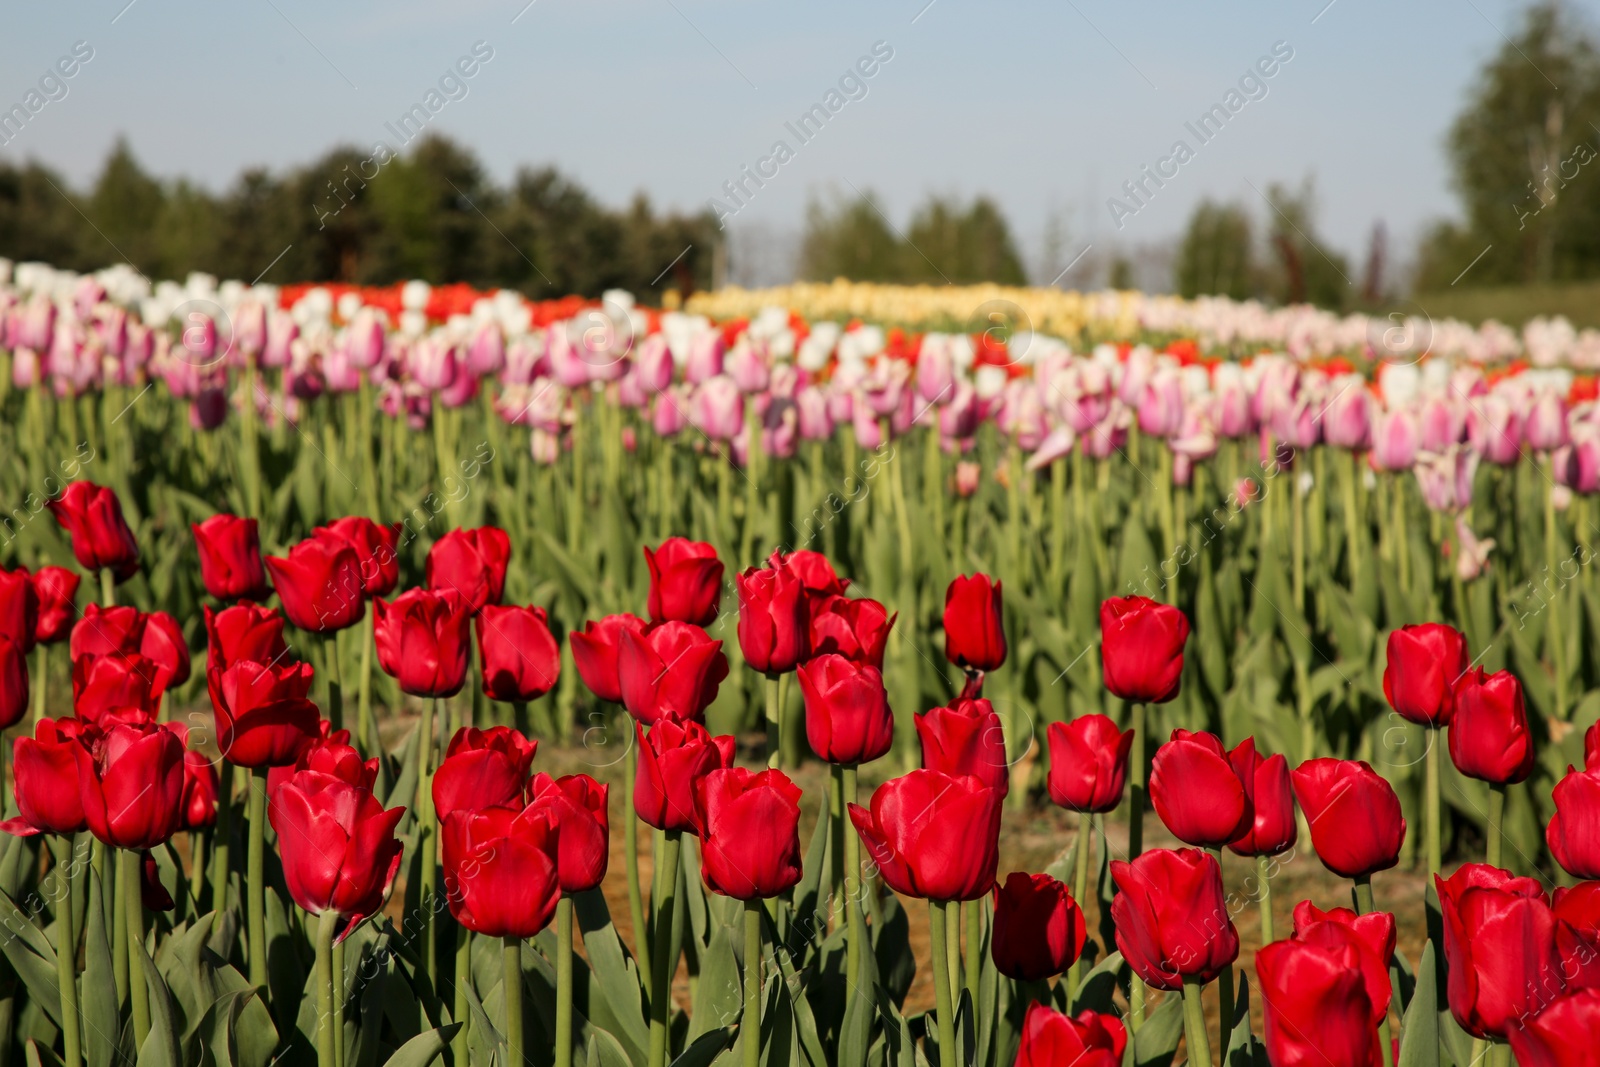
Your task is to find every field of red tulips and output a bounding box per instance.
[3,262,1600,1067]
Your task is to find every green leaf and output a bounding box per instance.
[1071,951,1125,1016]
[81,870,121,1067]
[134,935,183,1067]
[1133,993,1184,1067]
[572,888,650,1061]
[0,887,63,1032]
[1397,942,1439,1067]
[1225,976,1265,1067]
[671,1027,735,1067]
[384,1024,461,1067]
[588,1026,637,1067]
[689,920,742,1041]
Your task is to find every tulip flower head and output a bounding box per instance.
[48,481,140,581]
[617,620,728,726]
[1290,758,1405,879]
[1099,596,1189,704]
[265,534,366,634]
[570,613,648,705]
[271,769,405,939]
[432,725,538,822]
[29,566,81,645]
[476,603,562,702]
[735,562,808,675]
[374,588,473,698]
[1013,1003,1125,1067]
[990,872,1087,982]
[1435,863,1564,1039]
[1381,622,1468,727]
[915,698,1010,796]
[425,526,511,613]
[942,573,1006,676]
[1045,714,1133,814]
[1226,737,1298,857]
[847,769,1002,903]
[1109,848,1239,989]
[797,653,894,767]
[207,657,322,768]
[1448,667,1534,785]
[192,514,269,601]
[76,716,189,850]
[634,719,736,833]
[644,537,724,626]
[693,766,804,900]
[1149,729,1251,849]
[528,772,610,894]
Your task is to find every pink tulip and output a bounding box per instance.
[1369,408,1421,471]
[686,330,724,383]
[1525,388,1569,452]
[694,376,744,440]
[1419,396,1465,453]
[796,386,832,440]
[1467,393,1524,465]
[1321,379,1371,450]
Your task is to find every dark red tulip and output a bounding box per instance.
[207,658,322,768]
[1436,863,1564,1039]
[316,517,401,597]
[617,621,728,726]
[73,651,166,723]
[736,564,808,674]
[267,722,378,798]
[807,594,894,669]
[771,549,848,601]
[1290,901,1396,1023]
[1448,667,1534,785]
[797,653,894,767]
[0,569,38,654]
[1256,936,1382,1067]
[441,802,560,938]
[1013,1003,1125,1067]
[634,719,736,833]
[140,610,191,688]
[1552,882,1600,989]
[265,535,366,633]
[2,717,91,836]
[915,697,1009,796]
[1547,766,1600,879]
[1045,715,1133,814]
[476,604,561,703]
[192,514,268,600]
[432,725,537,822]
[48,481,139,580]
[140,852,174,912]
[1100,596,1189,704]
[30,566,80,645]
[425,526,510,613]
[570,613,648,705]
[1509,990,1600,1067]
[0,636,26,729]
[70,603,143,660]
[270,769,405,933]
[848,769,1002,902]
[1109,847,1239,989]
[1150,729,1251,849]
[203,602,288,671]
[694,767,803,900]
[528,772,609,894]
[644,537,724,626]
[991,872,1086,981]
[1227,738,1297,857]
[76,717,188,849]
[1291,758,1406,879]
[1587,721,1600,771]
[943,573,1006,673]
[182,750,219,830]
[374,588,472,698]
[1382,622,1468,727]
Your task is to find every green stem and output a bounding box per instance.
[189,829,208,912]
[333,938,346,1067]
[1208,848,1234,1053]
[248,766,268,991]
[556,897,573,1067]
[419,697,441,987]
[648,831,682,1067]
[120,849,149,1048]
[357,611,375,753]
[842,766,863,990]
[503,937,524,1067]
[212,766,234,916]
[1255,853,1274,945]
[944,900,960,1007]
[31,644,45,728]
[963,899,980,1011]
[315,910,338,1067]
[1546,458,1566,718]
[1353,876,1374,915]
[241,355,262,518]
[1487,783,1505,869]
[453,928,470,1067]
[1425,730,1441,877]
[99,569,114,608]
[1065,810,1092,1006]
[829,765,846,930]
[51,837,81,1067]
[1182,979,1211,1067]
[625,744,651,994]
[764,674,781,770]
[742,899,761,1067]
[928,902,957,1067]
[1292,461,1306,612]
[104,841,125,1008]
[325,631,344,735]
[1128,702,1146,859]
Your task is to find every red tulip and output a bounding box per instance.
[1013,1003,1125,1067]
[1436,863,1564,1039]
[270,769,405,934]
[73,651,166,722]
[770,549,848,601]
[694,767,803,900]
[70,603,143,659]
[1256,936,1382,1067]
[48,481,139,580]
[1289,901,1396,1023]
[1045,715,1133,814]
[139,852,174,912]
[634,720,736,833]
[316,517,401,596]
[1149,729,1251,849]
[1448,667,1534,784]
[207,658,322,768]
[374,588,472,698]
[476,604,561,702]
[796,654,894,766]
[267,722,378,798]
[76,717,188,849]
[847,769,1002,902]
[1587,722,1600,771]
[441,802,560,938]
[425,526,510,613]
[915,698,1009,796]
[265,535,365,633]
[1382,622,1468,727]
[0,636,26,729]
[1290,758,1406,879]
[570,613,647,704]
[182,750,219,830]
[140,611,191,688]
[0,569,38,654]
[432,725,537,822]
[617,621,728,726]
[990,872,1086,981]
[1109,848,1239,989]
[1099,596,1189,704]
[736,564,808,674]
[1552,882,1600,989]
[192,514,268,600]
[2,717,92,835]
[204,602,288,671]
[807,594,895,668]
[1226,738,1297,857]
[644,537,724,626]
[1508,990,1600,1067]
[528,772,609,893]
[29,566,80,645]
[942,573,1006,673]
[1547,766,1600,879]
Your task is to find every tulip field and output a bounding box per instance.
[3,258,1600,1067]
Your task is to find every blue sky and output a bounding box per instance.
[0,0,1591,280]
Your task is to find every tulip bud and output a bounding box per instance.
[2,717,90,835]
[316,517,401,597]
[915,698,1010,796]
[0,570,38,655]
[1256,936,1382,1067]
[644,538,724,626]
[942,574,1006,674]
[1291,758,1405,879]
[29,566,80,646]
[735,564,808,675]
[990,872,1086,981]
[0,635,26,729]
[374,589,473,698]
[1149,729,1251,849]
[528,772,609,894]
[47,481,140,581]
[267,721,378,799]
[807,595,893,669]
[1099,596,1189,704]
[192,514,269,601]
[618,621,728,726]
[847,769,1002,902]
[570,613,648,705]
[1109,848,1239,989]
[73,651,166,723]
[425,527,511,614]
[476,604,561,703]
[182,750,219,830]
[208,658,322,768]
[1448,668,1534,785]
[203,602,288,672]
[1226,738,1297,857]
[271,770,405,934]
[432,725,537,822]
[265,535,366,634]
[634,720,736,833]
[797,654,894,767]
[1382,623,1468,727]
[694,767,804,900]
[76,717,189,849]
[1045,714,1133,814]
[1013,1003,1125,1067]
[1436,863,1564,1039]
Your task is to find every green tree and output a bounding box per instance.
[1264,179,1350,309]
[799,190,904,282]
[86,138,165,274]
[903,195,1027,285]
[1174,199,1256,299]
